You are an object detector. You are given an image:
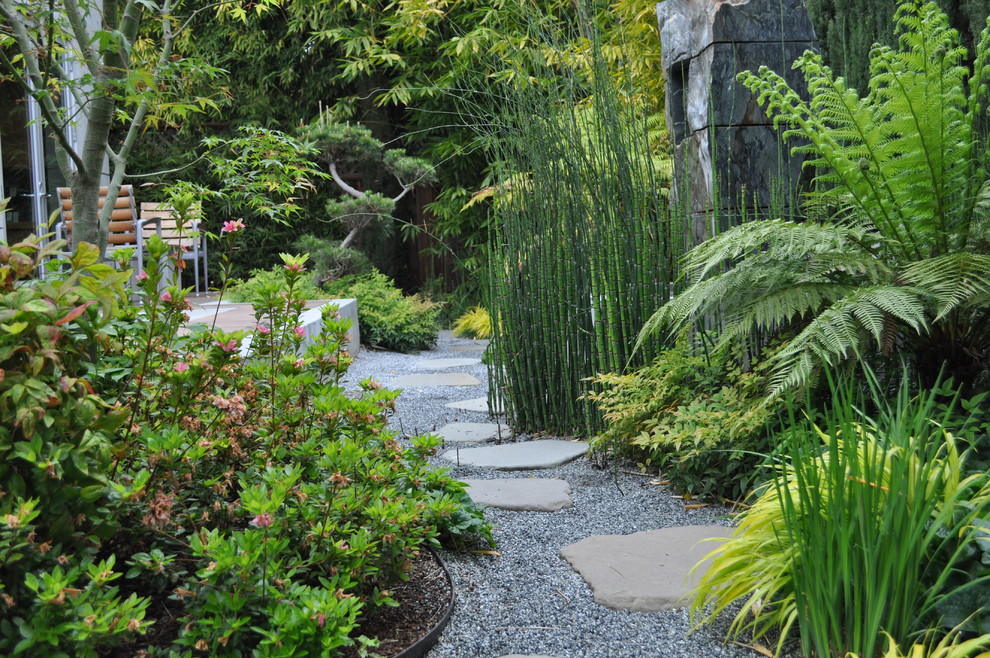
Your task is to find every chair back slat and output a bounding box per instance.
[56,186,139,246]
[139,202,203,249]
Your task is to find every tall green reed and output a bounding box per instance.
[692,368,990,657]
[469,3,682,435]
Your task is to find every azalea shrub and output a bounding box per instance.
[0,233,490,655]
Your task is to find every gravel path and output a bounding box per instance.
[344,331,754,658]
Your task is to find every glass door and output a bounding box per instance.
[0,76,56,245]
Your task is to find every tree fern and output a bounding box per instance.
[641,0,990,393]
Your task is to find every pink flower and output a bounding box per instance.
[136,270,148,282]
[174,361,189,373]
[221,218,245,234]
[160,291,172,302]
[316,613,326,628]
[283,262,305,273]
[256,325,271,335]
[251,513,273,528]
[214,339,238,353]
[294,326,306,338]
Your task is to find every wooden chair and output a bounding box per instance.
[54,185,146,274]
[139,202,209,294]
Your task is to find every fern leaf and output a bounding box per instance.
[767,286,930,396]
[901,253,990,319]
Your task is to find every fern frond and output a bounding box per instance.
[767,286,931,397]
[901,254,990,319]
[717,282,857,346]
[686,219,869,280]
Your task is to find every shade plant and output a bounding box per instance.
[1,232,490,654]
[584,333,781,501]
[639,0,990,397]
[690,368,990,657]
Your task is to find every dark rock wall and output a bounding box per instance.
[657,0,817,245]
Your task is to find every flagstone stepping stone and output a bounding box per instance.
[462,478,572,511]
[437,422,509,444]
[388,373,482,387]
[559,525,727,612]
[445,396,504,414]
[442,440,587,470]
[412,357,482,370]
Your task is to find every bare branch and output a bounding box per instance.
[328,161,367,199]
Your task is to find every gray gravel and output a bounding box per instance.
[344,332,755,658]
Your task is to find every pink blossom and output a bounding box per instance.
[256,325,271,335]
[214,339,238,353]
[283,262,305,273]
[251,512,274,528]
[160,291,172,302]
[220,218,245,234]
[294,326,306,338]
[136,270,148,282]
[174,361,189,373]
[316,613,326,628]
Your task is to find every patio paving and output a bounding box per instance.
[185,297,360,356]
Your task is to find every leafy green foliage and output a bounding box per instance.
[0,0,228,254]
[0,233,489,653]
[224,266,325,303]
[691,370,990,657]
[805,0,990,93]
[298,118,435,252]
[323,270,440,353]
[203,126,325,224]
[640,0,990,395]
[294,235,373,284]
[0,237,146,654]
[585,336,779,501]
[481,11,678,435]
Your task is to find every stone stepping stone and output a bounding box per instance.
[412,357,481,370]
[559,525,727,612]
[388,373,481,388]
[442,440,586,470]
[445,396,504,414]
[437,422,508,444]
[462,478,572,511]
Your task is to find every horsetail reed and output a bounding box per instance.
[473,9,685,435]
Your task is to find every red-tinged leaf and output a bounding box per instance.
[55,301,96,326]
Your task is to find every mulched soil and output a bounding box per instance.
[344,550,454,657]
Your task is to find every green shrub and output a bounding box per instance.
[323,269,440,352]
[0,236,489,654]
[225,264,325,302]
[293,235,373,284]
[691,370,990,657]
[0,237,148,654]
[585,335,779,501]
